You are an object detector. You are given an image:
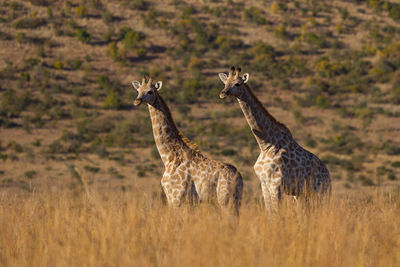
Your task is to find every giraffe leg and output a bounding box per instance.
[216,172,242,216]
[216,177,231,209]
[161,178,187,208]
[262,179,282,212]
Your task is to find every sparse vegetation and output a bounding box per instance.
[0,193,399,266]
[0,3,399,261]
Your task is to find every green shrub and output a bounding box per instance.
[0,31,12,41]
[123,30,146,50]
[46,7,53,18]
[215,35,243,53]
[304,133,317,148]
[388,173,397,180]
[381,140,400,155]
[102,11,113,23]
[340,8,349,20]
[315,95,330,109]
[106,42,127,63]
[123,0,149,11]
[301,31,327,49]
[20,72,30,82]
[274,25,289,39]
[390,79,400,104]
[323,131,364,154]
[104,91,123,109]
[53,61,63,69]
[108,167,124,179]
[27,0,48,6]
[16,32,25,42]
[359,175,374,186]
[221,148,237,156]
[391,161,400,168]
[14,18,46,29]
[244,7,268,25]
[0,89,32,117]
[74,5,88,18]
[84,165,100,173]
[105,121,137,147]
[92,144,108,158]
[24,170,37,179]
[75,28,91,43]
[72,59,82,69]
[292,109,307,124]
[389,3,400,20]
[368,0,383,11]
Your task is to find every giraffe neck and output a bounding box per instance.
[148,95,190,166]
[237,84,292,151]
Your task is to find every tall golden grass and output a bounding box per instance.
[0,189,399,267]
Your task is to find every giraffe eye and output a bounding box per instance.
[235,83,241,87]
[148,91,153,95]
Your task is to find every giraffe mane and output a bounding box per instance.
[158,96,201,153]
[244,83,292,137]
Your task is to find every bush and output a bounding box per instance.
[14,18,46,29]
[0,31,12,41]
[53,61,63,69]
[24,170,37,179]
[84,165,100,173]
[16,32,25,42]
[315,95,330,109]
[382,140,400,155]
[388,173,397,180]
[107,42,127,63]
[123,30,146,50]
[244,7,268,25]
[359,175,374,186]
[214,35,232,52]
[274,25,289,40]
[104,91,123,110]
[392,161,400,168]
[27,0,48,6]
[300,30,327,49]
[123,0,149,11]
[323,131,364,154]
[75,5,88,18]
[75,28,91,43]
[389,3,400,20]
[0,89,32,117]
[221,148,237,156]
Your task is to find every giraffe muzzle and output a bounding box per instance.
[219,91,228,99]
[133,99,143,106]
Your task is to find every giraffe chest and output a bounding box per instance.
[254,151,282,180]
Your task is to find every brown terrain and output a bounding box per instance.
[0,0,400,198]
[1,1,400,266]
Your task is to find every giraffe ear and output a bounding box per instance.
[132,81,141,91]
[155,81,163,91]
[242,73,250,83]
[218,73,228,83]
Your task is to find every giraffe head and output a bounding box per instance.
[132,76,163,106]
[218,66,249,99]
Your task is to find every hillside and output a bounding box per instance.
[0,0,400,198]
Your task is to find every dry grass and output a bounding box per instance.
[1,189,399,267]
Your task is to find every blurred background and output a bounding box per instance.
[0,0,399,200]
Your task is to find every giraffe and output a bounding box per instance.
[218,67,331,209]
[132,76,243,214]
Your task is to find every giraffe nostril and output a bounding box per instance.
[134,98,143,106]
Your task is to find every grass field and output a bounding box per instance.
[1,189,399,267]
[1,0,400,265]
